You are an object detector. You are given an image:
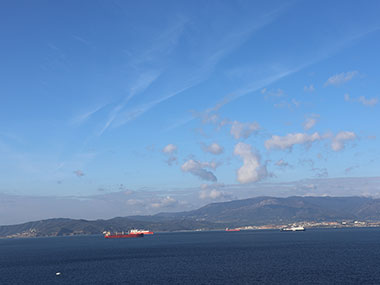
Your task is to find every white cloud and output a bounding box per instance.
[163,144,178,165]
[304,85,315,92]
[331,131,357,151]
[181,159,217,182]
[200,160,221,170]
[274,98,300,109]
[199,184,233,200]
[265,132,321,150]
[199,189,223,200]
[261,88,284,98]
[304,118,317,130]
[344,93,378,106]
[150,196,178,208]
[324,71,358,86]
[358,96,378,106]
[234,142,267,184]
[98,70,161,136]
[230,121,260,139]
[303,114,319,130]
[202,143,224,155]
[71,104,107,126]
[163,144,177,154]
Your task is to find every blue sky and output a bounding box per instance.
[1,0,380,218]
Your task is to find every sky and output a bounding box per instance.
[1,0,380,223]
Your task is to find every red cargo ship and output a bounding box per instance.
[104,231,144,238]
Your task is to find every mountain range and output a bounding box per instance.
[2,196,380,238]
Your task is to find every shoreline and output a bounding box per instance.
[2,223,380,239]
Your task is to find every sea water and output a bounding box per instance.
[1,228,380,284]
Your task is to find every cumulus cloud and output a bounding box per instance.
[234,142,267,184]
[199,184,233,200]
[163,144,178,165]
[265,132,321,150]
[304,85,315,92]
[331,131,357,151]
[199,189,223,199]
[200,160,221,170]
[230,121,260,139]
[324,71,358,86]
[150,196,178,208]
[74,170,84,177]
[163,144,177,154]
[181,159,217,182]
[303,114,319,130]
[202,142,224,155]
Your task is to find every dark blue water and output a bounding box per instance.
[1,228,380,284]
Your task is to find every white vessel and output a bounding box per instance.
[129,229,154,234]
[281,226,305,231]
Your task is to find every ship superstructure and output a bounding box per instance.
[281,226,305,231]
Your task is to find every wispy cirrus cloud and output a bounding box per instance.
[303,114,319,130]
[71,104,108,126]
[192,26,378,127]
[103,6,288,132]
[98,70,162,136]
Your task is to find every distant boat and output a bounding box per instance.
[104,231,144,238]
[281,226,305,232]
[225,228,240,232]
